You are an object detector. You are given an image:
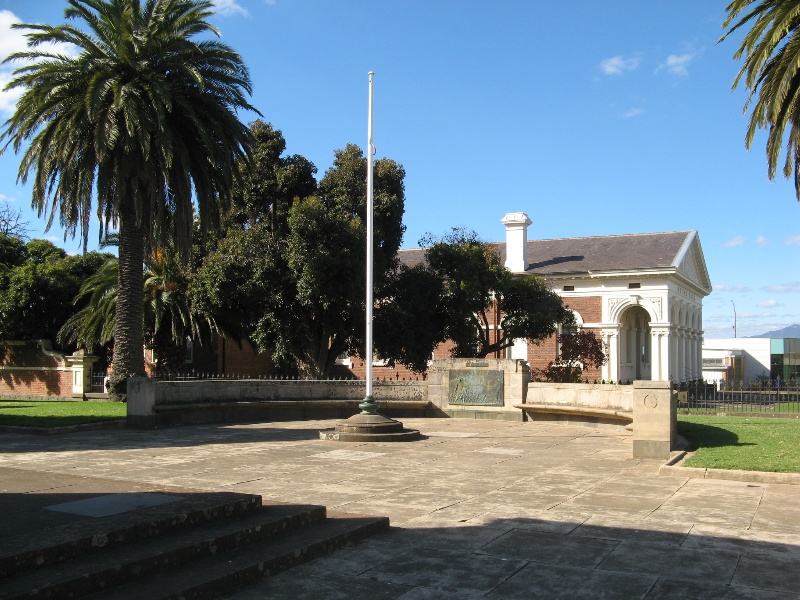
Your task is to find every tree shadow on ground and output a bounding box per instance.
[676,420,755,450]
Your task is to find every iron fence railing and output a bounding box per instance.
[153,371,425,382]
[677,381,800,415]
[90,371,107,394]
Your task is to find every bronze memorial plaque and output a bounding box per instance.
[449,369,504,406]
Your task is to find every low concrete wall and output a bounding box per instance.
[127,377,431,428]
[527,382,634,412]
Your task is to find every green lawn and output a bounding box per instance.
[0,399,126,428]
[677,415,800,473]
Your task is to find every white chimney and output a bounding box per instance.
[501,212,532,273]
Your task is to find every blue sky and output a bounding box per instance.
[1,0,799,338]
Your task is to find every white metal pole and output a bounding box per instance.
[365,71,375,402]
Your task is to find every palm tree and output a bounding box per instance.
[58,240,219,372]
[722,0,800,198]
[0,0,256,398]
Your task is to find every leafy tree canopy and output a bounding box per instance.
[191,133,407,378]
[422,228,573,358]
[721,0,800,198]
[0,234,112,345]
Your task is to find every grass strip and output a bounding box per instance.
[0,399,126,428]
[677,415,800,473]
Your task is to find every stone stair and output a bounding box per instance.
[0,491,389,600]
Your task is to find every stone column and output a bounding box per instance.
[649,329,662,380]
[602,329,619,383]
[632,380,676,459]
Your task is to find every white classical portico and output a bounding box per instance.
[499,213,712,383]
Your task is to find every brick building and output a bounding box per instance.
[344,212,712,384]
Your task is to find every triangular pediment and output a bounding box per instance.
[675,232,712,293]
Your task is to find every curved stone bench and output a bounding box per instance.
[513,403,633,431]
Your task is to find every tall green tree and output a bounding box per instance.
[0,0,256,398]
[0,236,110,344]
[722,0,800,197]
[192,143,407,378]
[58,241,217,370]
[423,228,573,358]
[224,121,317,235]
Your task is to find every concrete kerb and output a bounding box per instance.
[0,420,126,435]
[659,451,800,485]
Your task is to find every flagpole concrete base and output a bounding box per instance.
[319,413,420,442]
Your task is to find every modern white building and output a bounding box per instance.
[702,337,800,384]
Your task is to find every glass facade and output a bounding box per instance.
[770,338,800,382]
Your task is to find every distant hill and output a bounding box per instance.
[751,324,800,338]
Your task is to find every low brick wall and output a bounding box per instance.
[0,341,72,398]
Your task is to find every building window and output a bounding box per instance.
[335,352,352,366]
[628,282,641,289]
[562,285,574,291]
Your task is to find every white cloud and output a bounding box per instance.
[763,282,800,293]
[786,235,800,246]
[658,53,693,76]
[714,284,752,292]
[0,192,16,203]
[756,235,769,246]
[623,107,644,118]
[758,300,780,308]
[212,0,249,16]
[0,10,77,117]
[724,236,745,247]
[599,55,640,76]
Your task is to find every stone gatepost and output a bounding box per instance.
[64,351,99,399]
[632,380,676,459]
[428,358,530,420]
[127,377,158,428]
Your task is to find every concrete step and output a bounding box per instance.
[0,491,262,579]
[1,503,326,600]
[87,513,390,600]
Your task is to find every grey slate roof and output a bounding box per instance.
[398,231,694,277]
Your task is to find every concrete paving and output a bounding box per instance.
[1,418,799,599]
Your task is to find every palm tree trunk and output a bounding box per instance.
[108,201,146,401]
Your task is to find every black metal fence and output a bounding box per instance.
[677,381,800,415]
[153,371,425,382]
[90,370,107,393]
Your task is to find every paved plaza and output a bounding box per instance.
[1,417,799,598]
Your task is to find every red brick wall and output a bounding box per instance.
[215,338,280,377]
[0,343,72,397]
[562,296,602,324]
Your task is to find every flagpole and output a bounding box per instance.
[318,71,419,441]
[360,71,377,415]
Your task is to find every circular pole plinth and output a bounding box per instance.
[320,405,421,442]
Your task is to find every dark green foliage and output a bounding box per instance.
[422,228,572,358]
[0,234,112,346]
[192,140,407,378]
[224,121,317,234]
[374,265,448,373]
[721,0,800,198]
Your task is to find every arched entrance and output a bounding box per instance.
[618,306,651,382]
